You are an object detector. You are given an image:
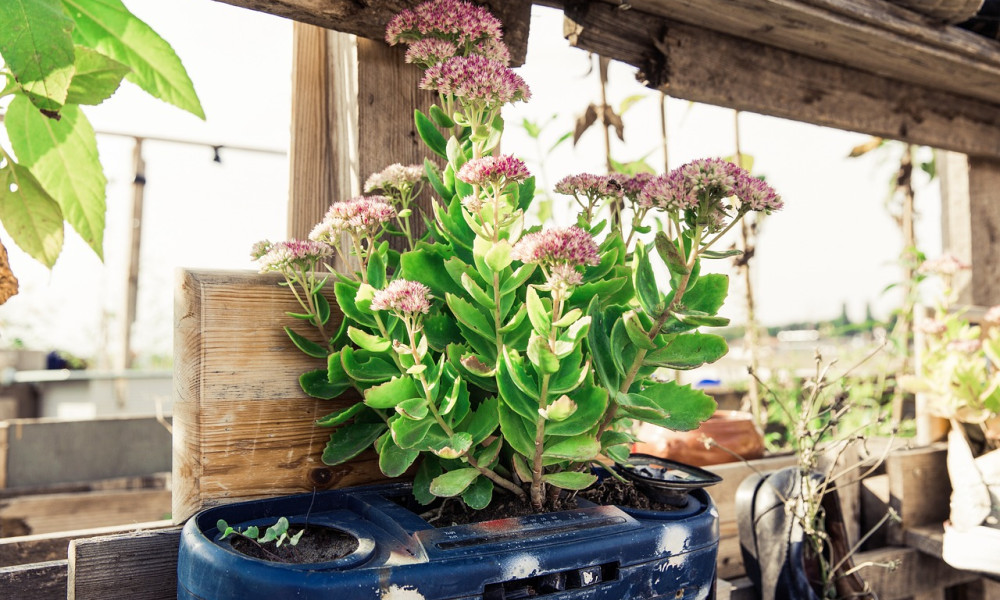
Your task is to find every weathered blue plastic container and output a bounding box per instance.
[177,482,719,599]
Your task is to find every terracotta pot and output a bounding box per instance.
[632,410,765,467]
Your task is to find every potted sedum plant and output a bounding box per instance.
[177,1,783,598]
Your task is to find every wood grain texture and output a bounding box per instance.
[211,1,531,65]
[853,545,980,600]
[624,0,1000,105]
[966,158,1000,306]
[565,2,1000,158]
[885,443,950,545]
[0,520,172,567]
[67,527,181,600]
[0,560,66,600]
[172,270,388,523]
[0,489,171,536]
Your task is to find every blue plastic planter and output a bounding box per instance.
[177,482,719,599]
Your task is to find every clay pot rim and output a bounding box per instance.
[707,409,756,423]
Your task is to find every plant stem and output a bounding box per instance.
[530,293,564,509]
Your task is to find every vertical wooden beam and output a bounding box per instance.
[939,151,974,305]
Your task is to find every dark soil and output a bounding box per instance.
[229,525,358,563]
[423,479,680,527]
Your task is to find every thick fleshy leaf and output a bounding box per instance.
[7,97,105,259]
[423,311,463,351]
[322,422,386,465]
[549,346,588,396]
[367,248,386,289]
[542,471,597,491]
[654,231,687,276]
[586,299,621,393]
[425,159,452,200]
[632,244,662,317]
[284,327,327,358]
[609,318,636,377]
[413,457,442,505]
[644,333,728,369]
[316,403,365,427]
[429,467,480,497]
[623,310,655,350]
[340,347,398,382]
[65,45,129,105]
[396,397,429,420]
[63,0,204,118]
[543,436,600,462]
[670,310,730,328]
[400,244,464,298]
[683,273,729,316]
[461,474,493,509]
[378,433,419,477]
[526,287,550,335]
[0,162,65,267]
[461,272,495,309]
[365,376,419,409]
[390,415,434,449]
[498,401,535,458]
[568,277,628,308]
[625,381,717,431]
[527,334,559,375]
[300,369,350,399]
[0,0,75,110]
[498,352,539,422]
[348,326,390,353]
[446,293,494,340]
[545,379,607,436]
[414,109,447,159]
[460,395,499,445]
[334,281,376,327]
[500,263,537,295]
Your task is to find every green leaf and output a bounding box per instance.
[654,232,687,276]
[413,458,442,505]
[364,376,419,409]
[314,292,331,325]
[643,333,728,369]
[512,453,532,482]
[461,395,499,445]
[284,326,327,358]
[347,326,390,353]
[401,244,464,299]
[429,104,455,128]
[424,311,463,351]
[623,310,656,350]
[425,159,452,200]
[516,177,535,213]
[543,436,600,462]
[65,45,129,104]
[499,402,535,458]
[446,293,494,340]
[390,416,434,449]
[322,422,386,465]
[340,347,398,382]
[670,310,730,328]
[542,471,597,491]
[549,346,587,396]
[414,109,448,158]
[316,403,365,427]
[378,434,419,477]
[503,350,540,400]
[632,244,662,316]
[700,248,743,260]
[568,277,628,308]
[624,381,716,431]
[461,272,495,309]
[396,397,429,420]
[498,351,539,422]
[609,318,636,377]
[586,299,621,393]
[527,334,560,375]
[63,0,204,118]
[7,97,106,259]
[0,161,65,267]
[0,0,75,110]
[545,379,607,436]
[461,475,493,509]
[334,281,376,327]
[300,369,350,399]
[429,467,480,497]
[485,240,513,272]
[526,287,550,335]
[367,249,386,289]
[683,274,729,316]
[500,263,537,295]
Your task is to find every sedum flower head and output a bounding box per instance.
[474,38,511,64]
[386,0,504,48]
[620,172,655,206]
[554,173,623,201]
[421,55,530,106]
[371,279,433,315]
[731,170,783,212]
[919,254,970,276]
[641,159,734,211]
[947,338,982,354]
[310,196,396,242]
[916,318,948,336]
[250,240,273,261]
[364,164,425,194]
[255,240,332,274]
[511,226,600,270]
[404,38,458,67]
[457,155,530,187]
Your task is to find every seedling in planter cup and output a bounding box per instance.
[253,0,783,514]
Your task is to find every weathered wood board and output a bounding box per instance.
[0,489,171,536]
[0,559,67,600]
[67,527,181,600]
[0,520,172,567]
[172,269,391,523]
[0,416,171,490]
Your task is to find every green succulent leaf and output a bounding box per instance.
[446,293,494,340]
[545,379,607,436]
[586,299,622,393]
[461,394,499,444]
[654,231,688,276]
[683,274,729,316]
[367,249,386,289]
[390,415,434,449]
[63,0,204,118]
[503,350,540,400]
[700,248,743,260]
[425,159,452,199]
[500,263,537,295]
[543,435,600,462]
[413,457,442,505]
[378,433,420,477]
[340,347,399,382]
[498,351,540,422]
[395,397,429,420]
[498,401,536,458]
[461,475,493,509]
[624,381,717,431]
[526,287,551,335]
[316,403,366,427]
[542,471,597,491]
[484,239,513,272]
[0,160,65,267]
[0,0,75,110]
[512,453,532,482]
[623,310,656,350]
[348,327,391,353]
[334,281,376,327]
[461,272,495,309]
[400,244,464,298]
[300,369,350,399]
[568,277,628,308]
[527,334,560,375]
[364,376,419,409]
[643,333,728,369]
[322,422,386,465]
[284,327,327,358]
[424,311,463,351]
[670,310,730,328]
[632,243,662,316]
[429,467,480,497]
[609,318,637,377]
[314,292,331,325]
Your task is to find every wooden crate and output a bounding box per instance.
[172,269,389,523]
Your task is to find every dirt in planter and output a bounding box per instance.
[229,525,358,564]
[421,479,682,527]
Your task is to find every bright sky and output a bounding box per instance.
[0,1,941,366]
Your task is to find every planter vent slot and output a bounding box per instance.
[482,562,619,599]
[434,515,626,550]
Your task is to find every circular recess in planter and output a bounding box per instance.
[613,454,723,508]
[226,524,361,564]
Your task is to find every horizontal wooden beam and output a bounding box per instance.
[624,0,1000,106]
[0,489,171,536]
[0,520,172,567]
[564,2,1000,158]
[0,559,66,600]
[210,0,532,65]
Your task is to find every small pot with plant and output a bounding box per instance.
[901,255,1000,576]
[176,1,783,598]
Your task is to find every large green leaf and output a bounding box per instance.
[545,379,607,436]
[316,403,366,427]
[378,433,419,477]
[644,333,728,369]
[542,435,600,462]
[683,273,729,315]
[632,244,662,316]
[65,45,129,104]
[62,0,204,118]
[542,471,597,491]
[459,395,499,445]
[340,347,398,382]
[461,475,493,509]
[414,109,448,159]
[586,299,622,393]
[364,376,419,409]
[446,293,494,340]
[390,415,435,449]
[624,380,716,431]
[498,402,535,458]
[321,422,386,465]
[0,0,75,110]
[300,369,350,399]
[400,244,464,298]
[429,467,479,497]
[0,162,65,267]
[7,97,105,259]
[498,351,539,422]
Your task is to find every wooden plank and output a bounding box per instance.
[172,270,392,523]
[67,527,181,600]
[209,0,531,65]
[0,422,7,489]
[885,444,950,544]
[965,158,1000,306]
[564,2,1000,159]
[0,520,172,567]
[854,545,981,600]
[0,489,171,536]
[625,0,1000,106]
[904,522,946,558]
[0,559,66,600]
[0,416,170,490]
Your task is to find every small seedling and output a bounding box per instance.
[218,517,305,548]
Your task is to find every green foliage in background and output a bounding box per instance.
[0,0,202,269]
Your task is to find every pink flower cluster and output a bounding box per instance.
[511,226,600,269]
[421,55,530,106]
[947,339,982,354]
[310,196,396,241]
[404,38,458,67]
[554,173,623,201]
[916,318,948,336]
[364,164,425,194]
[640,158,781,214]
[371,279,433,315]
[386,0,504,48]
[620,172,655,203]
[918,254,970,276]
[457,155,530,187]
[254,240,333,274]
